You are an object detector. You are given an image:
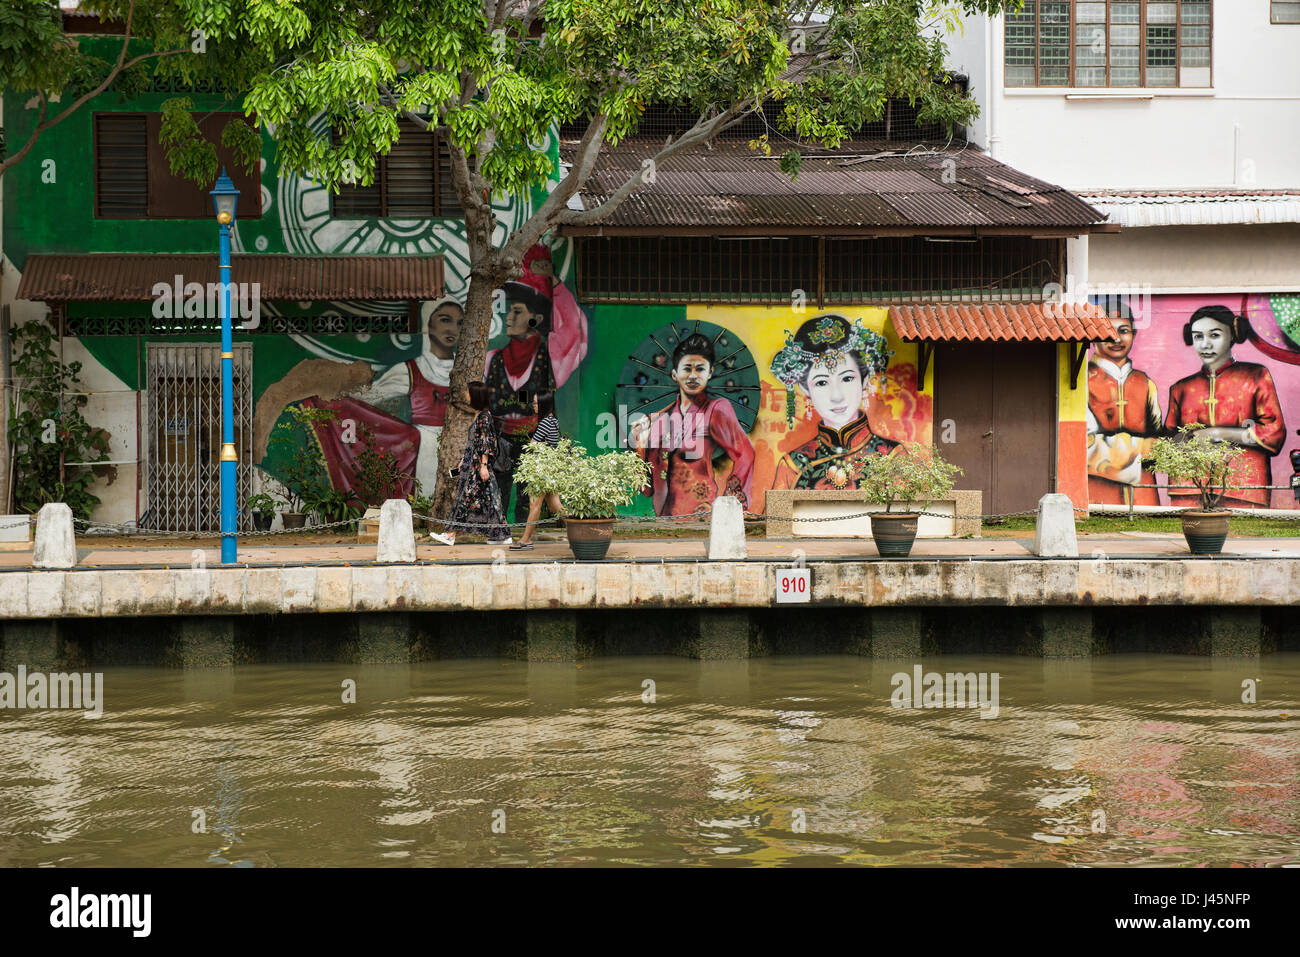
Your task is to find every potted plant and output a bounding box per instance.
[856,442,963,558]
[1149,425,1246,555]
[245,492,279,532]
[513,438,651,560]
[303,486,364,533]
[267,405,338,528]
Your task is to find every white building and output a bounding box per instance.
[949,1,1300,509]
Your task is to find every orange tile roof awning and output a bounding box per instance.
[888,303,1114,342]
[16,254,445,302]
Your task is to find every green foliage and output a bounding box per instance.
[0,1,196,176]
[351,423,413,508]
[266,404,336,513]
[245,492,279,517]
[513,438,650,519]
[161,0,1016,200]
[857,442,962,513]
[302,485,364,530]
[1149,425,1247,512]
[7,322,114,521]
[406,479,434,523]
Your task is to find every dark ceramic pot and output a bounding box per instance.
[281,512,307,530]
[565,517,615,561]
[1180,510,1230,555]
[250,511,273,532]
[871,512,919,558]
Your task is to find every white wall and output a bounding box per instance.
[1088,223,1300,291]
[952,1,1300,188]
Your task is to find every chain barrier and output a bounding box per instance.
[24,498,1298,539]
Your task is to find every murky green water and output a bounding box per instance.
[1,656,1297,867]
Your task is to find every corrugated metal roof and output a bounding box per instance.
[889,303,1115,342]
[1077,190,1300,228]
[17,254,445,302]
[563,138,1108,233]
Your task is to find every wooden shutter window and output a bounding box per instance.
[94,114,149,218]
[145,112,262,219]
[386,118,437,217]
[332,119,462,219]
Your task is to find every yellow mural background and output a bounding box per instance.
[685,304,934,513]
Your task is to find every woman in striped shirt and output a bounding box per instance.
[511,390,564,549]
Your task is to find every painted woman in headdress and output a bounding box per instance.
[770,314,898,490]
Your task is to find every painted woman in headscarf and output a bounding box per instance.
[253,297,464,498]
[770,314,898,490]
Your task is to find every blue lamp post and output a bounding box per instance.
[210,169,240,564]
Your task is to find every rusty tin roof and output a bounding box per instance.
[561,139,1109,235]
[17,254,445,302]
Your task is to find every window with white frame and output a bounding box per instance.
[1006,1,1212,88]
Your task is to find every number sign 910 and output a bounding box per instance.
[776,568,810,603]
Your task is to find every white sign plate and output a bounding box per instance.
[776,568,811,603]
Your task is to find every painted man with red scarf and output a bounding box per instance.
[485,243,588,521]
[1165,305,1286,508]
[629,332,755,516]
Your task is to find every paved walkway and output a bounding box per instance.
[3,533,1299,568]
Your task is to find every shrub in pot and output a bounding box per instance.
[512,439,651,560]
[1149,425,1246,555]
[245,492,279,532]
[856,443,963,558]
[267,406,338,528]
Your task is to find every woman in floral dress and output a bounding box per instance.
[429,381,512,546]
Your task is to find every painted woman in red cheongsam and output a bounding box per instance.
[1165,305,1287,508]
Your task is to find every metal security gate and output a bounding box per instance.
[146,343,253,531]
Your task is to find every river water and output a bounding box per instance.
[1,655,1297,867]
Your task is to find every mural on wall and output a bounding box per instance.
[1087,294,1299,509]
[769,314,897,491]
[621,321,759,516]
[254,243,588,504]
[582,304,932,516]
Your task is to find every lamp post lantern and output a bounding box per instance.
[210,168,239,564]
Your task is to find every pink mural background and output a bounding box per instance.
[1110,293,1300,510]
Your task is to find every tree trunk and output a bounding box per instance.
[431,260,509,521]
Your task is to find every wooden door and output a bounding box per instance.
[934,340,1055,516]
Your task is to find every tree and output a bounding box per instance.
[162,0,1016,515]
[0,0,199,179]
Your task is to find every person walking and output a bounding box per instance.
[429,381,512,546]
[511,390,565,550]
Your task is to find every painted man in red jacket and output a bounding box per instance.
[630,332,755,516]
[1087,314,1163,506]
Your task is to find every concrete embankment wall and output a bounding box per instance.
[0,558,1295,664]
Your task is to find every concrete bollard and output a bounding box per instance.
[1033,493,1078,558]
[708,495,747,560]
[33,502,77,569]
[376,499,416,563]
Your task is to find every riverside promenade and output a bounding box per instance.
[0,527,1297,665]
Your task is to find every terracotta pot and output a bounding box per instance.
[1180,510,1230,555]
[871,512,919,558]
[250,511,273,532]
[565,517,615,561]
[281,512,307,530]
